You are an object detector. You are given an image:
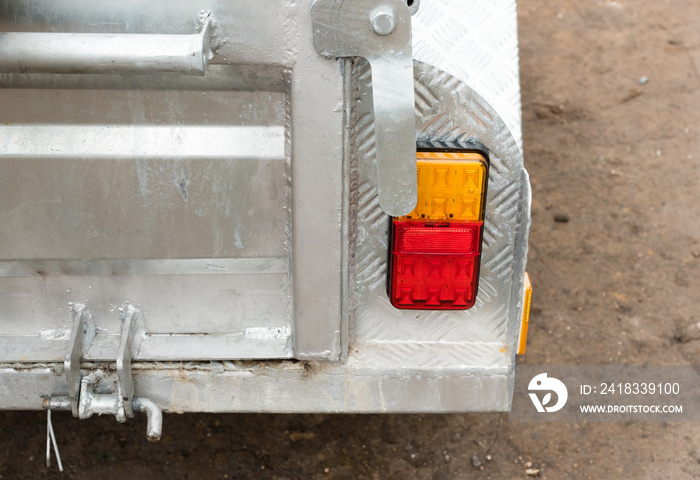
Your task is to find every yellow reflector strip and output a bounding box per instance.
[396,151,487,223]
[518,272,532,354]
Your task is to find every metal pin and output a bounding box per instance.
[45,411,50,468]
[46,409,64,472]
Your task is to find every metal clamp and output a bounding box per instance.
[44,303,162,442]
[311,0,418,217]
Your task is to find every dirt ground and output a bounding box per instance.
[2,0,700,478]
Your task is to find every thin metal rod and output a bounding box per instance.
[45,410,51,468]
[46,410,64,472]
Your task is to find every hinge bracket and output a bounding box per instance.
[311,0,418,217]
[44,303,162,443]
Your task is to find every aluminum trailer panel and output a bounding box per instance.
[0,0,529,419]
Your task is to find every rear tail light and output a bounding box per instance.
[389,147,488,310]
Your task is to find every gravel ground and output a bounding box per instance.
[2,0,700,478]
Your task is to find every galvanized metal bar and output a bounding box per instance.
[365,53,417,216]
[0,0,295,69]
[0,19,213,75]
[116,305,137,419]
[288,10,345,361]
[64,303,92,417]
[339,58,353,360]
[0,358,512,413]
[0,332,294,363]
[311,0,418,217]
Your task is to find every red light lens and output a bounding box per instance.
[390,220,482,310]
[391,253,479,309]
[395,223,480,254]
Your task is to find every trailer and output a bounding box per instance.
[0,0,531,444]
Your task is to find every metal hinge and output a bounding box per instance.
[43,303,163,442]
[311,0,419,217]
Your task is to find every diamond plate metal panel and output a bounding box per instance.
[348,59,530,370]
[350,340,506,370]
[413,0,523,150]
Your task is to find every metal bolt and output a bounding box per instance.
[371,6,396,35]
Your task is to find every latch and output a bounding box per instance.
[43,303,163,446]
[311,0,419,217]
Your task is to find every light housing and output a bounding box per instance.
[388,143,489,310]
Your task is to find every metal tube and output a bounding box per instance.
[42,396,72,411]
[0,19,212,75]
[84,393,122,417]
[132,397,163,442]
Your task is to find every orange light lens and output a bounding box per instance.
[396,152,487,223]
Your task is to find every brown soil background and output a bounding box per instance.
[2,0,700,478]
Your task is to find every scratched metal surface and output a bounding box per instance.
[0,0,530,413]
[0,0,346,362]
[0,83,295,361]
[413,0,523,150]
[0,361,513,413]
[347,59,530,373]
